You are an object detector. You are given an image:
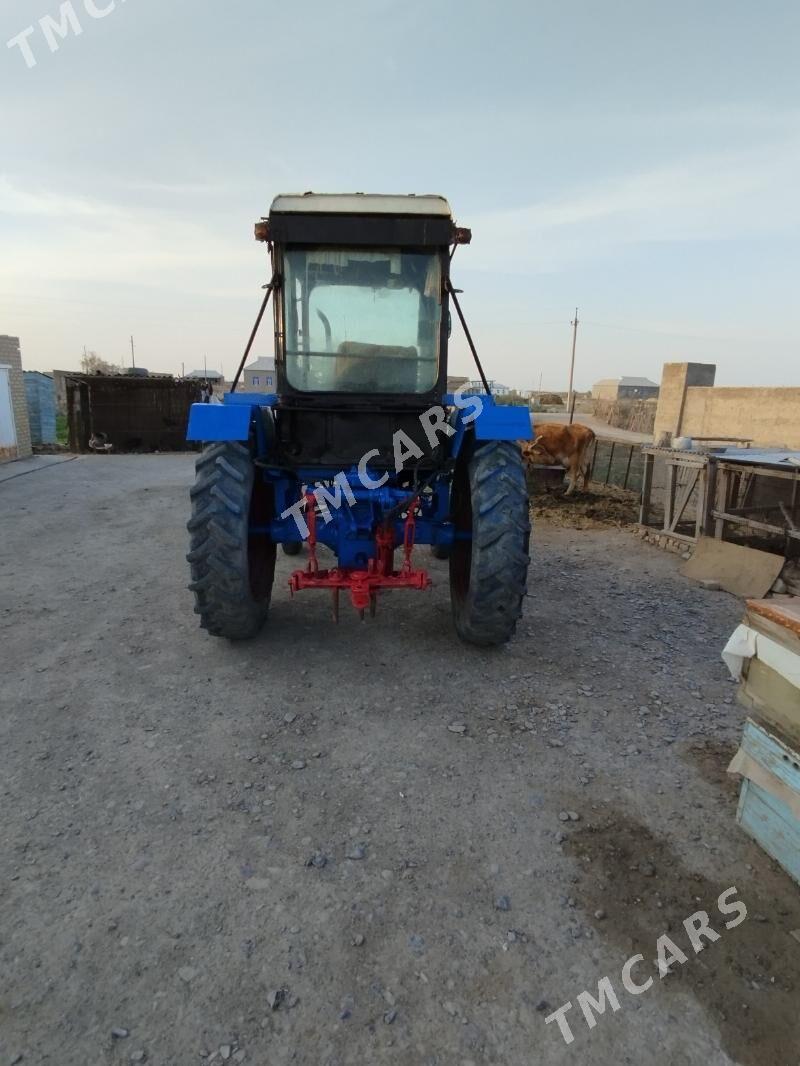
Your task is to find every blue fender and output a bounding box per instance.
[473,400,532,442]
[186,393,277,443]
[186,402,254,441]
[444,393,532,458]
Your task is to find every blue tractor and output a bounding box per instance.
[186,194,532,644]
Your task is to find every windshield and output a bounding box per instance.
[282,247,442,394]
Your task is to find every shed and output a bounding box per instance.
[594,377,660,401]
[66,374,201,452]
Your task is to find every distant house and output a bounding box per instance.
[241,356,276,393]
[446,374,469,393]
[186,369,225,382]
[593,376,660,401]
[463,379,512,397]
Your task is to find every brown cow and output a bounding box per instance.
[520,423,595,495]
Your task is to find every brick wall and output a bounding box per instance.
[0,335,33,460]
[652,362,717,445]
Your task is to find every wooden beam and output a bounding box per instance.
[711,510,800,540]
[639,451,655,527]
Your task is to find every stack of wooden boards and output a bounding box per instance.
[724,596,800,885]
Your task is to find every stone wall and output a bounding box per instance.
[680,386,800,448]
[653,362,800,449]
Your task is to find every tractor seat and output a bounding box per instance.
[336,341,419,392]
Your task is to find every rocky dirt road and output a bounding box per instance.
[2,455,798,1066]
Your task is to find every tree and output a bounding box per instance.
[81,350,121,375]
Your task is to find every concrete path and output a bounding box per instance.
[534,412,652,444]
[0,453,78,484]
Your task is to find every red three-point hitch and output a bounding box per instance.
[288,493,431,619]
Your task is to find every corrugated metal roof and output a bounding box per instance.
[619,376,659,387]
[717,447,800,467]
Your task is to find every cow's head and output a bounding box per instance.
[522,435,552,463]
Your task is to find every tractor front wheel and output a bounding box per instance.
[187,441,276,640]
[449,441,530,646]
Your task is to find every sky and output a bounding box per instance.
[1,0,799,391]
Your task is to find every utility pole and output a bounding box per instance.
[204,354,208,378]
[181,361,185,379]
[130,335,136,369]
[567,307,579,424]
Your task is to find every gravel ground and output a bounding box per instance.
[2,454,798,1066]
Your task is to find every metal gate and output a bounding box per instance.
[589,438,645,493]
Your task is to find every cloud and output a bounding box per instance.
[464,137,800,274]
[0,175,257,294]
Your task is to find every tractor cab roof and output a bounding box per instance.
[260,193,467,248]
[269,193,452,218]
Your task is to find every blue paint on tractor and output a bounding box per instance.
[473,400,532,441]
[188,394,529,553]
[222,392,278,407]
[260,466,455,564]
[187,402,254,441]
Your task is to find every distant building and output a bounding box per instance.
[186,369,225,382]
[446,374,469,393]
[463,379,512,397]
[0,335,32,462]
[240,356,276,393]
[593,376,659,401]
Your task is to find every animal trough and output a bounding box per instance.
[526,464,568,493]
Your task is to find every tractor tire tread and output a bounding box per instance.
[187,442,275,640]
[451,440,531,647]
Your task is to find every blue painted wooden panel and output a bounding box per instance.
[740,719,800,795]
[737,778,800,885]
[24,372,56,445]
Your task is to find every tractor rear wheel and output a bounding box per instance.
[449,440,530,646]
[187,441,276,640]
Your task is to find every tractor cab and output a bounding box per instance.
[265,194,456,401]
[255,194,467,471]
